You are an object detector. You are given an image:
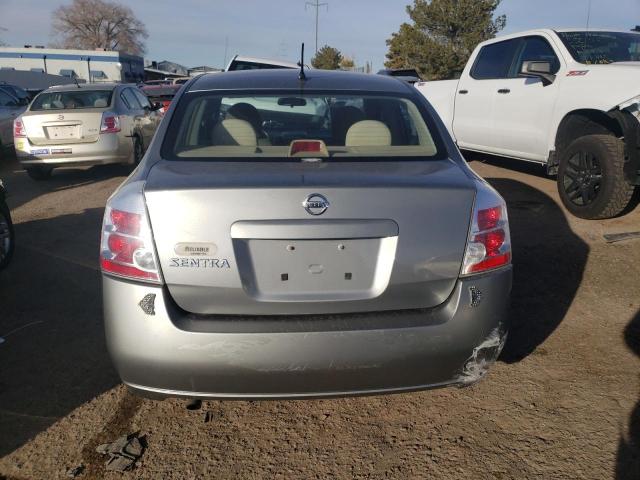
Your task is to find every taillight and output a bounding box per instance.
[100,206,161,283]
[13,118,26,138]
[100,112,121,134]
[461,188,511,276]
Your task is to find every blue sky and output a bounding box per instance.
[1,0,639,70]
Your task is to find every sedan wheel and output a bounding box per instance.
[0,204,14,270]
[134,137,144,164]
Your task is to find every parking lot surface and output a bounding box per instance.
[0,152,638,479]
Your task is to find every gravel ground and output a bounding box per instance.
[0,151,638,480]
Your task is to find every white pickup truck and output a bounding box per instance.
[416,29,640,219]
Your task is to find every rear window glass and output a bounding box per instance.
[162,93,443,161]
[31,90,113,111]
[228,60,293,71]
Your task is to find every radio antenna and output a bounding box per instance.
[584,0,592,53]
[298,43,307,81]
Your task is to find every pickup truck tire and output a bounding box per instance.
[26,166,53,181]
[557,134,635,220]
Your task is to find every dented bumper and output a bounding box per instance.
[103,267,511,399]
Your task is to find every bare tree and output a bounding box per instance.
[52,0,148,55]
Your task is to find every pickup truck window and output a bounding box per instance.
[513,37,561,75]
[471,39,520,79]
[557,31,640,64]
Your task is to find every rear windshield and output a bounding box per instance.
[228,60,293,71]
[30,90,113,111]
[162,92,444,161]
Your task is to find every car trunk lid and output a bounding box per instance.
[144,159,476,315]
[21,109,105,145]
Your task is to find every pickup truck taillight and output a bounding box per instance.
[461,186,511,276]
[100,112,121,134]
[100,206,161,283]
[13,119,26,138]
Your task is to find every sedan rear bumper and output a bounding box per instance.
[103,267,511,399]
[15,133,130,167]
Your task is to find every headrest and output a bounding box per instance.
[94,98,108,108]
[212,119,257,146]
[345,120,392,147]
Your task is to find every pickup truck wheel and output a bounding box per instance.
[0,202,14,270]
[26,166,53,181]
[558,134,635,219]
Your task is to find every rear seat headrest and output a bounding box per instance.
[212,119,257,146]
[345,120,392,147]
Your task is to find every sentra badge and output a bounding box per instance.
[170,258,231,268]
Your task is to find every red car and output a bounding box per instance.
[140,84,182,116]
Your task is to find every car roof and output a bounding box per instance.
[554,28,640,34]
[44,82,123,93]
[488,28,640,44]
[188,69,413,94]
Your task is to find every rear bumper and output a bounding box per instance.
[103,267,512,399]
[15,133,130,167]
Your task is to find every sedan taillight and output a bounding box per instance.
[13,119,26,138]
[100,112,121,134]
[100,206,161,283]
[461,187,511,276]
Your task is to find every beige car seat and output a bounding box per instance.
[345,120,392,147]
[212,119,258,146]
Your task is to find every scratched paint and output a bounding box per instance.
[456,328,506,386]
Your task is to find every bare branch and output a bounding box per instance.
[51,0,147,55]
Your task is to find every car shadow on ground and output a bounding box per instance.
[617,310,640,479]
[0,149,132,212]
[0,207,119,457]
[485,178,589,363]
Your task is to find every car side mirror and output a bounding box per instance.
[521,61,556,86]
[150,102,163,111]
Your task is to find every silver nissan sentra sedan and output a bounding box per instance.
[14,83,161,180]
[101,69,512,400]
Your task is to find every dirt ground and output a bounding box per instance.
[0,151,638,480]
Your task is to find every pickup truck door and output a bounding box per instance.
[453,39,521,152]
[490,35,563,162]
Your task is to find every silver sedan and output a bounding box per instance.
[14,83,161,180]
[101,69,512,400]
